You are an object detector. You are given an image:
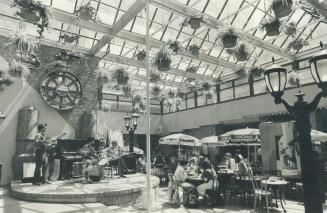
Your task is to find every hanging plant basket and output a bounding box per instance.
[151,86,161,97]
[288,39,309,51]
[113,68,129,85]
[249,67,264,78]
[235,44,249,61]
[189,16,203,29]
[19,7,41,22]
[155,47,171,71]
[176,91,185,99]
[186,66,197,73]
[168,90,175,99]
[168,40,180,53]
[261,18,281,36]
[98,73,109,85]
[221,28,238,48]
[202,82,211,91]
[75,2,96,21]
[5,31,38,56]
[272,0,293,18]
[203,90,213,100]
[8,60,30,79]
[12,0,50,37]
[236,68,247,78]
[133,94,142,104]
[136,49,146,61]
[189,45,200,56]
[284,22,297,36]
[60,34,79,43]
[184,77,195,83]
[188,84,197,92]
[150,71,161,83]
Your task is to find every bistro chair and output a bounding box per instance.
[168,173,180,207]
[249,174,272,213]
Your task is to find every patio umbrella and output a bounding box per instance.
[201,136,229,146]
[218,128,260,144]
[159,133,201,146]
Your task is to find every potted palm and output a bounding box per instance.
[186,66,197,73]
[183,15,204,29]
[150,71,161,83]
[12,0,50,37]
[60,32,79,43]
[220,28,238,48]
[168,40,181,54]
[8,60,30,79]
[189,44,200,56]
[261,18,281,36]
[272,0,293,18]
[136,49,146,61]
[288,38,309,51]
[75,1,97,21]
[235,44,249,61]
[155,46,171,71]
[113,68,129,85]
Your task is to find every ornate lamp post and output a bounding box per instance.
[124,111,140,153]
[264,44,327,213]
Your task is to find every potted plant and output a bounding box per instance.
[113,68,129,85]
[60,32,79,43]
[235,44,249,61]
[189,44,200,56]
[8,60,30,79]
[12,0,50,37]
[182,15,204,29]
[220,28,238,48]
[150,71,161,83]
[272,0,293,18]
[249,66,264,78]
[236,68,247,78]
[176,90,185,99]
[261,18,281,36]
[288,38,309,51]
[202,82,211,91]
[74,1,97,21]
[136,49,146,61]
[155,46,171,71]
[203,90,213,100]
[168,40,180,53]
[283,22,297,37]
[186,66,197,73]
[19,53,40,68]
[5,31,38,56]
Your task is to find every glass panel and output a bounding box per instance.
[253,80,267,94]
[220,88,233,101]
[317,59,327,82]
[235,84,250,98]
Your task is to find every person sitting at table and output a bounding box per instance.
[225,152,238,171]
[197,168,215,200]
[235,155,248,176]
[187,158,199,177]
[168,160,188,205]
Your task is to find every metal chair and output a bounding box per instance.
[249,174,272,213]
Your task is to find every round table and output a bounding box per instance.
[261,179,289,212]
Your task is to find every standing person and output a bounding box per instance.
[33,124,65,185]
[235,155,248,176]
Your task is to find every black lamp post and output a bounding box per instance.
[264,44,327,213]
[123,111,140,153]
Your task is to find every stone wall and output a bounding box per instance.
[0,35,100,128]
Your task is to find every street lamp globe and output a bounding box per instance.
[131,113,140,127]
[124,115,131,128]
[309,47,327,91]
[264,63,287,103]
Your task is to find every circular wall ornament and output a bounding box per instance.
[40,71,82,110]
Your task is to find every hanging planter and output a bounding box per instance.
[287,38,309,51]
[19,7,40,22]
[167,90,175,99]
[272,0,293,18]
[202,82,211,91]
[151,85,161,97]
[189,44,200,57]
[5,31,38,57]
[235,44,249,61]
[188,84,197,92]
[176,90,185,99]
[261,18,281,36]
[136,49,146,61]
[284,22,297,37]
[184,77,195,83]
[8,60,30,79]
[249,66,264,78]
[236,68,247,79]
[55,50,86,64]
[150,71,161,83]
[113,68,129,85]
[74,1,97,21]
[155,46,171,71]
[60,33,79,43]
[203,90,213,100]
[215,77,223,85]
[168,40,180,54]
[98,73,109,85]
[186,66,197,73]
[183,15,204,30]
[220,28,238,48]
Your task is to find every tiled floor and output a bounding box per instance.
[1,186,327,213]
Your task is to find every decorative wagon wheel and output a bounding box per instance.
[40,71,82,110]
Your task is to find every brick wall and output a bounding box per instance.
[0,35,100,128]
